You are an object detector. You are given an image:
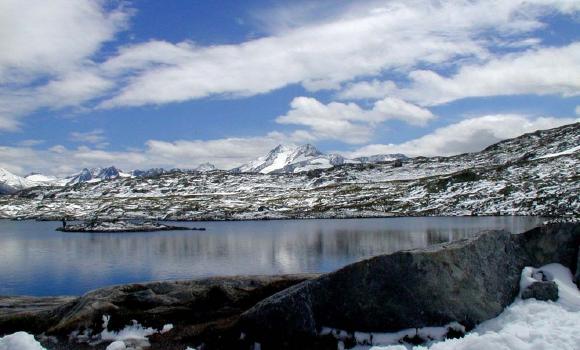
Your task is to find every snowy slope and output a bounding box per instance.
[1,122,577,220]
[0,168,33,194]
[234,144,406,174]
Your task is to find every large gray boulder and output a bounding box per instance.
[241,223,579,345]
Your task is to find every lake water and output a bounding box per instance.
[0,217,545,296]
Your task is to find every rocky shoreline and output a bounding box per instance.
[0,222,578,349]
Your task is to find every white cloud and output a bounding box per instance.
[0,0,129,131]
[16,139,45,147]
[337,43,580,105]
[276,96,434,144]
[338,80,398,100]
[100,0,580,108]
[0,0,128,83]
[575,106,580,116]
[0,132,295,176]
[69,129,108,147]
[344,115,579,158]
[401,43,580,106]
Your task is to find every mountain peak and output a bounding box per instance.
[195,163,217,172]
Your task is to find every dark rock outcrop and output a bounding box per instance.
[0,275,317,348]
[241,223,579,346]
[521,281,558,301]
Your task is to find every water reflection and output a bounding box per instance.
[0,216,544,296]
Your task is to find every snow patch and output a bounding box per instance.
[0,332,46,350]
[365,263,580,350]
[71,315,173,350]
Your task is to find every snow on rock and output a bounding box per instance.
[365,263,580,350]
[72,315,174,350]
[0,332,46,350]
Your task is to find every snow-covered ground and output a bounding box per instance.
[341,264,580,350]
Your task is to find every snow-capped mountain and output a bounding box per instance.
[0,168,33,194]
[65,166,130,185]
[233,144,324,174]
[132,168,166,178]
[1,122,577,220]
[232,144,402,174]
[195,163,217,172]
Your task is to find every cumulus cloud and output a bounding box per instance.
[276,96,434,144]
[0,0,129,130]
[344,115,579,158]
[100,0,580,108]
[340,43,580,105]
[69,129,108,148]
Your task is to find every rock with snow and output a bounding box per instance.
[55,220,196,233]
[233,145,408,174]
[131,168,166,178]
[521,281,559,301]
[0,168,34,194]
[0,123,578,219]
[0,275,316,348]
[240,222,580,345]
[354,154,408,163]
[65,166,128,185]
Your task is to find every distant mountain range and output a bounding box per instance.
[1,122,578,220]
[0,145,407,194]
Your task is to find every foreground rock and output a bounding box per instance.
[0,275,317,349]
[56,221,203,233]
[241,222,579,347]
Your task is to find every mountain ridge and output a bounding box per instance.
[1,122,577,220]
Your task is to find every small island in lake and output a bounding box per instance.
[56,220,205,233]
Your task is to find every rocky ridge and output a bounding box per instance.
[0,123,578,220]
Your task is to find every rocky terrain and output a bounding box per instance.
[0,123,578,221]
[0,222,577,349]
[56,221,200,233]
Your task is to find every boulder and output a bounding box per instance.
[0,274,317,346]
[241,223,580,345]
[521,281,558,301]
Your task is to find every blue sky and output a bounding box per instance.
[0,0,579,175]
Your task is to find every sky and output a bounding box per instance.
[0,0,579,176]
